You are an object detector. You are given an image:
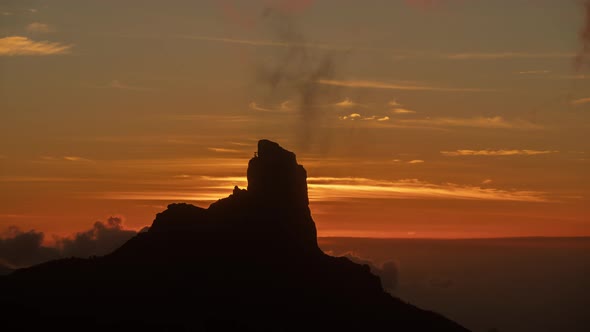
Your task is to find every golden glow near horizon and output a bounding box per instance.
[0,0,589,239]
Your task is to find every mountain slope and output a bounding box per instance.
[0,139,469,331]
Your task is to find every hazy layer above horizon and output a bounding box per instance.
[1,0,589,239]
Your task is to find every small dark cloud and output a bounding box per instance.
[0,263,14,275]
[58,217,137,258]
[343,252,399,292]
[429,277,454,289]
[0,226,59,268]
[0,218,141,269]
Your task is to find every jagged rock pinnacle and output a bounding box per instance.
[247,139,309,208]
[151,139,319,254]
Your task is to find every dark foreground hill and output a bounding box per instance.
[0,140,469,331]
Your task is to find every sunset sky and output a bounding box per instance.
[1,0,589,240]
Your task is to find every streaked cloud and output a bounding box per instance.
[108,80,154,92]
[92,191,227,202]
[249,101,293,113]
[26,22,54,33]
[391,108,416,114]
[249,102,274,112]
[338,113,389,121]
[517,70,550,75]
[571,97,590,106]
[0,176,95,183]
[182,35,349,51]
[307,177,548,202]
[171,35,576,64]
[40,156,93,162]
[184,176,550,203]
[396,116,542,130]
[441,149,558,156]
[0,36,72,56]
[333,98,364,108]
[334,115,540,131]
[558,74,589,80]
[388,100,401,107]
[280,100,293,111]
[207,147,242,153]
[482,179,493,185]
[444,52,573,60]
[408,159,425,164]
[63,156,92,162]
[172,114,255,124]
[317,79,490,92]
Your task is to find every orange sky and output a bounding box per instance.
[1,0,589,240]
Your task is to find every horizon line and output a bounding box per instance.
[318,235,590,241]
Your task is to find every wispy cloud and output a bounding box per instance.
[307,177,548,202]
[396,116,542,130]
[558,74,589,80]
[0,36,72,56]
[391,108,416,114]
[248,101,293,113]
[517,70,550,75]
[182,35,349,51]
[444,52,573,60]
[63,156,92,162]
[317,79,490,92]
[408,160,424,164]
[0,176,95,183]
[338,113,389,121]
[333,98,364,108]
[571,97,590,106]
[171,114,254,123]
[108,80,154,92]
[249,102,275,112]
[207,147,242,153]
[40,156,93,162]
[26,22,54,33]
[91,191,228,202]
[441,149,559,156]
[183,35,576,63]
[190,176,549,203]
[338,113,361,120]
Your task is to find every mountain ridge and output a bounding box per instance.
[0,139,469,331]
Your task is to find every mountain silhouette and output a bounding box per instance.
[0,139,469,331]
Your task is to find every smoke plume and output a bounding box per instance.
[256,5,336,149]
[576,0,590,70]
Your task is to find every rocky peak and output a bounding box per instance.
[150,139,319,254]
[247,139,309,208]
